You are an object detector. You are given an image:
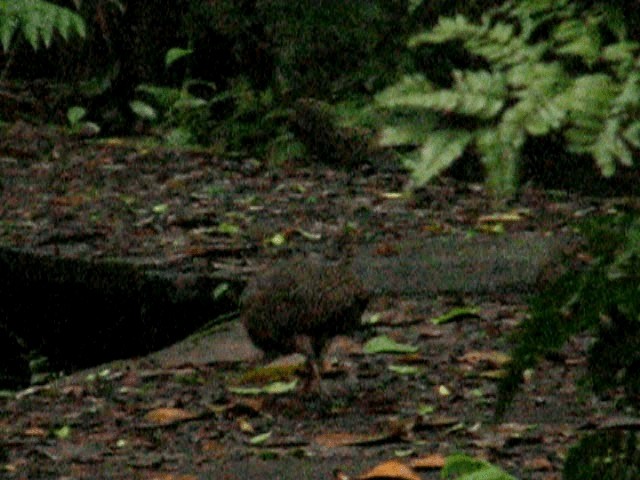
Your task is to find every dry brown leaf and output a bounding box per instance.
[396,353,428,364]
[314,431,391,447]
[144,407,197,425]
[479,369,507,379]
[496,422,533,435]
[418,415,459,428]
[148,474,199,480]
[384,417,416,441]
[228,397,264,415]
[417,324,443,338]
[458,350,510,367]
[201,439,226,457]
[357,459,421,480]
[523,456,553,471]
[24,427,47,437]
[375,243,399,257]
[410,453,446,470]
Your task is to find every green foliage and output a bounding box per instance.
[66,105,100,135]
[0,0,85,51]
[133,60,295,154]
[441,453,517,479]
[564,430,640,480]
[497,213,640,417]
[122,0,408,155]
[133,81,214,147]
[376,1,640,197]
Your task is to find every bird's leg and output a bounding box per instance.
[293,334,325,395]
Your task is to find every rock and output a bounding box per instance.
[240,256,369,390]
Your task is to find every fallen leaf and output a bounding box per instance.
[238,358,303,384]
[418,415,459,428]
[375,243,399,256]
[458,350,511,368]
[523,456,553,471]
[478,211,525,223]
[314,431,392,447]
[201,440,226,458]
[437,385,451,397]
[229,379,299,396]
[54,425,71,439]
[431,307,480,325]
[357,460,421,480]
[480,369,507,379]
[379,191,405,199]
[226,397,264,415]
[388,365,419,375]
[238,418,254,433]
[410,453,446,469]
[384,417,416,440]
[417,324,443,338]
[496,423,535,435]
[144,408,197,425]
[249,431,272,445]
[148,474,199,480]
[24,427,47,437]
[363,335,419,354]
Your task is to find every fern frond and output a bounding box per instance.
[374,0,640,198]
[409,14,484,46]
[375,74,435,109]
[553,19,602,65]
[0,0,85,51]
[403,130,473,186]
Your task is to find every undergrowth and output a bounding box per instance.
[497,212,640,417]
[374,0,640,197]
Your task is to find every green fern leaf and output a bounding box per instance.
[38,4,55,48]
[553,19,601,65]
[602,41,639,68]
[22,6,42,49]
[405,70,506,119]
[375,74,435,109]
[505,63,569,136]
[378,113,437,147]
[450,70,506,118]
[0,15,17,52]
[623,122,640,149]
[51,3,85,42]
[404,130,473,186]
[614,72,640,112]
[409,14,483,46]
[477,126,524,198]
[592,118,632,175]
[0,0,85,51]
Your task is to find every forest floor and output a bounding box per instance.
[0,121,632,479]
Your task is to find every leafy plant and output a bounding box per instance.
[563,430,640,480]
[0,0,85,51]
[496,213,640,417]
[375,0,640,197]
[132,47,298,156]
[66,106,100,135]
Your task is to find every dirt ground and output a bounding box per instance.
[0,122,630,479]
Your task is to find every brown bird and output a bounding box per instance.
[240,255,369,392]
